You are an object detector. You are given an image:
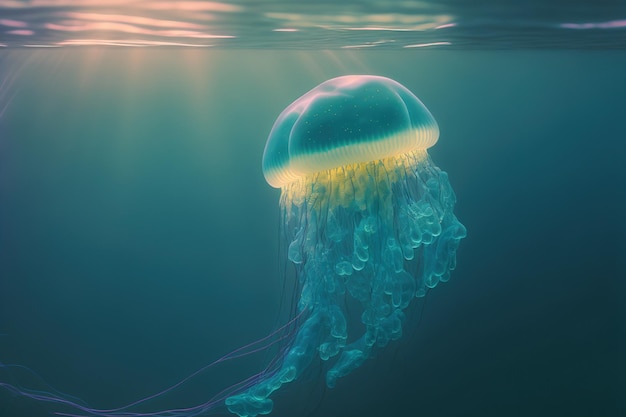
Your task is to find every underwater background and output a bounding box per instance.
[0,2,625,417]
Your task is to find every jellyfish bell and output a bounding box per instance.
[226,75,467,417]
[262,75,439,188]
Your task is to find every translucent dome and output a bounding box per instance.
[262,75,439,187]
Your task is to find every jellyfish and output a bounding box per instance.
[225,75,467,417]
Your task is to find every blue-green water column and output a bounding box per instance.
[226,75,466,417]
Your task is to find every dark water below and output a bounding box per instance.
[0,47,625,417]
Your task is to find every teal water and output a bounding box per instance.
[0,37,625,417]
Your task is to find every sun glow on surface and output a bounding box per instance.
[0,1,239,47]
[0,1,458,48]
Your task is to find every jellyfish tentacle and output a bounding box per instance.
[225,310,321,417]
[228,152,465,417]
